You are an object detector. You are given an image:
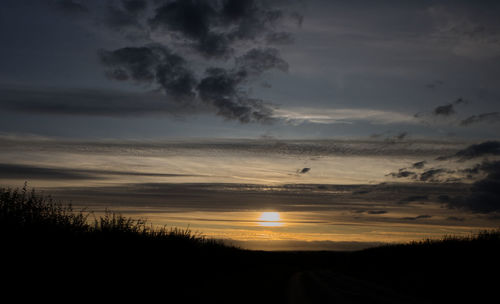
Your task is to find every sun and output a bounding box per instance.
[258,212,282,227]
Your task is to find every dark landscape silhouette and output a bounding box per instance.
[2,185,499,303]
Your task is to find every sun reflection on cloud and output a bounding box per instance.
[258,212,283,227]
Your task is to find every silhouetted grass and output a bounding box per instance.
[1,185,499,303]
[0,184,225,248]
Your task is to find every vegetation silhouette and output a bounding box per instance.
[1,185,499,303]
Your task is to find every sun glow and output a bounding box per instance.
[258,212,282,227]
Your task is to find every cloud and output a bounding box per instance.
[415,98,467,123]
[412,161,426,169]
[196,66,276,123]
[402,215,432,221]
[0,135,467,165]
[438,141,500,161]
[273,108,417,125]
[395,132,407,140]
[39,181,464,214]
[367,210,387,215]
[298,168,310,174]
[46,0,300,123]
[433,104,455,116]
[147,0,291,58]
[99,45,198,101]
[419,168,452,182]
[429,3,500,58]
[194,48,288,123]
[446,161,500,213]
[387,170,416,179]
[0,163,96,180]
[389,141,500,186]
[0,163,196,181]
[91,0,299,123]
[0,85,207,117]
[460,112,500,126]
[447,216,465,222]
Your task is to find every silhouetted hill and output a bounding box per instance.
[2,186,499,303]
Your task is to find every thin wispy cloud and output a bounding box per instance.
[460,112,500,126]
[273,107,418,125]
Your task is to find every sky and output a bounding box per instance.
[1,0,500,250]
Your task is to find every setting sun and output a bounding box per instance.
[258,212,282,227]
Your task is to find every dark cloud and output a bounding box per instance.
[432,99,466,116]
[197,67,275,123]
[396,132,408,140]
[387,141,500,194]
[387,163,451,182]
[434,104,455,116]
[41,0,298,123]
[387,170,416,179]
[447,216,465,222]
[148,0,226,58]
[194,48,288,122]
[147,0,294,58]
[0,163,196,181]
[186,48,288,122]
[415,98,467,123]
[385,132,408,143]
[367,210,387,215]
[93,0,297,123]
[402,215,432,221]
[446,161,500,213]
[298,168,310,174]
[439,141,500,161]
[460,112,500,126]
[412,161,427,169]
[0,85,206,117]
[419,168,453,182]
[99,45,197,101]
[0,163,95,180]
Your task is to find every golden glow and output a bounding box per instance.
[258,212,282,227]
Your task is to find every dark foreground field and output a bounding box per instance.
[2,186,499,303]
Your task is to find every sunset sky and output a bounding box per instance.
[1,0,499,250]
